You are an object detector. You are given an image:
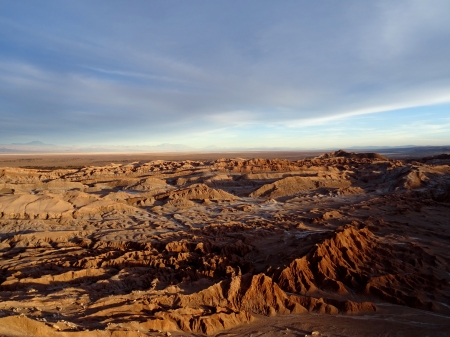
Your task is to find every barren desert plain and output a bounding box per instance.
[0,150,449,337]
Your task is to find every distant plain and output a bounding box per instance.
[0,146,449,168]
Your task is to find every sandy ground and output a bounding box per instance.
[0,150,449,336]
[0,151,326,168]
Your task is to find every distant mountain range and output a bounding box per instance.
[347,145,416,149]
[10,141,55,146]
[0,147,20,153]
[0,141,196,153]
[0,141,449,155]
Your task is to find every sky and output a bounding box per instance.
[1,0,450,149]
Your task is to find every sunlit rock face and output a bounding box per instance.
[0,151,449,336]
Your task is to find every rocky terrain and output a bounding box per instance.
[0,150,449,336]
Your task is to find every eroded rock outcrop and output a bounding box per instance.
[156,183,237,201]
[0,153,449,336]
[249,175,351,198]
[277,226,447,311]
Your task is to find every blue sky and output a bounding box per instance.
[1,0,449,149]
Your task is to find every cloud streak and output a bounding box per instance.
[0,1,449,147]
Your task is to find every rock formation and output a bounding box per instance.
[0,151,449,335]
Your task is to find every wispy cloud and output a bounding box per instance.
[0,1,449,147]
[82,66,191,84]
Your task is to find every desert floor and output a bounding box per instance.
[0,150,449,336]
